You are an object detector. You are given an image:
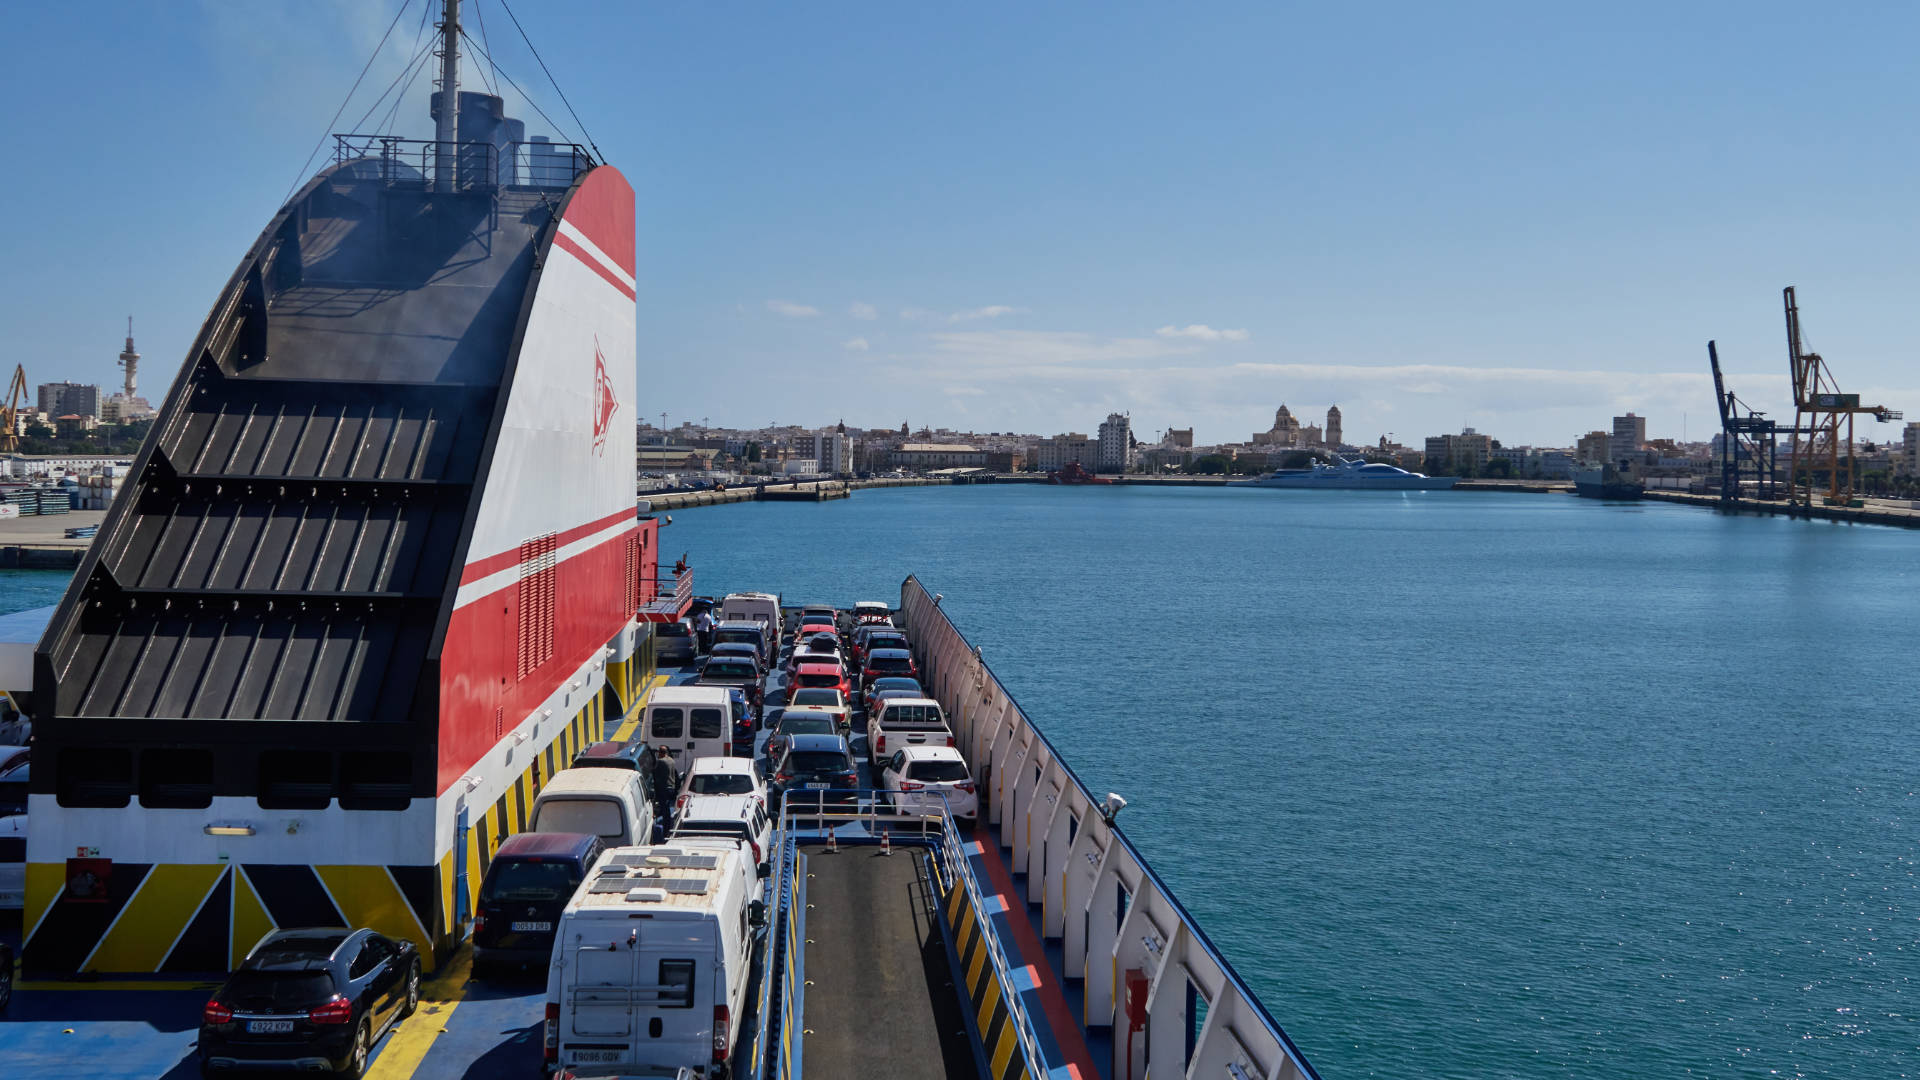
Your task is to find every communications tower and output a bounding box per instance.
[117,316,139,400]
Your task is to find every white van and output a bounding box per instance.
[716,592,781,655]
[545,840,763,1078]
[643,687,734,772]
[530,769,657,847]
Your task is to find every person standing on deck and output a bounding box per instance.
[694,608,714,654]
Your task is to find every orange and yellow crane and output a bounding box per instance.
[0,363,27,454]
[1782,286,1903,507]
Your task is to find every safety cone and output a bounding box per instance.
[879,829,892,856]
[825,829,838,854]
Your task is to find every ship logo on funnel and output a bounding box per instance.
[592,339,619,456]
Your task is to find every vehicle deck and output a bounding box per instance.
[0,604,1134,1080]
[796,843,977,1079]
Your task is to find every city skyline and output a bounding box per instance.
[4,4,1919,446]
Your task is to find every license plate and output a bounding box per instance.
[246,1020,295,1034]
[572,1050,624,1064]
[510,921,551,933]
[805,782,829,789]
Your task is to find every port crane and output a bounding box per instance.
[0,363,27,453]
[1708,341,1785,502]
[1782,286,1902,507]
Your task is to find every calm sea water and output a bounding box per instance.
[4,487,1914,1077]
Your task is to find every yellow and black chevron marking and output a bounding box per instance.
[21,697,608,975]
[22,860,437,974]
[943,884,1038,1080]
[445,694,606,950]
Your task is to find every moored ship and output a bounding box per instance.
[1047,460,1113,484]
[1572,463,1645,499]
[1232,455,1458,490]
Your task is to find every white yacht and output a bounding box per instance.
[1231,455,1459,490]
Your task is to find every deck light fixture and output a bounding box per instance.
[203,823,255,837]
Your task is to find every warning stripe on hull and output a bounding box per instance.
[21,692,614,974]
[943,883,1037,1080]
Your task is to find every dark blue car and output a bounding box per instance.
[472,832,605,978]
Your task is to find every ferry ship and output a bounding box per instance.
[1571,464,1644,500]
[1231,456,1458,490]
[1,7,1326,1079]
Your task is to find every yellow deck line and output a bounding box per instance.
[610,672,670,743]
[364,945,474,1080]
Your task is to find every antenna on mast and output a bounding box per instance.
[434,0,461,192]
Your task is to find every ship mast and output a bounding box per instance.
[434,0,461,192]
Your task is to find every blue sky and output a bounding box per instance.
[4,1,1917,447]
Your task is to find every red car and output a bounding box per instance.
[859,648,917,695]
[792,613,836,642]
[792,662,850,699]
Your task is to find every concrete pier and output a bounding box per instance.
[0,509,106,569]
[643,476,947,510]
[1640,488,1920,528]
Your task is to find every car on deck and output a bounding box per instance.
[783,643,842,685]
[674,756,770,818]
[670,794,775,876]
[473,832,607,977]
[770,733,859,807]
[783,687,849,732]
[851,601,893,628]
[790,611,836,643]
[199,927,421,1078]
[859,648,917,697]
[879,745,979,823]
[653,619,697,666]
[791,662,850,700]
[696,655,764,714]
[851,628,909,667]
[709,641,766,676]
[763,708,841,767]
[864,676,925,702]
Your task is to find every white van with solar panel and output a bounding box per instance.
[544,840,763,1079]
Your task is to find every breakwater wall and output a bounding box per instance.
[643,476,948,510]
[0,545,83,570]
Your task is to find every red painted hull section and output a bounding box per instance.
[437,517,658,792]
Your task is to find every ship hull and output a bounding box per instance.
[24,141,653,975]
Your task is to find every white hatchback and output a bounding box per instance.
[675,756,770,818]
[878,746,978,823]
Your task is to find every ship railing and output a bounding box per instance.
[748,833,806,1080]
[900,576,1326,1080]
[768,791,1049,1080]
[637,570,693,621]
[330,135,593,191]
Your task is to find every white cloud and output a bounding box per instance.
[927,329,1201,368]
[843,337,870,352]
[766,299,821,318]
[1156,324,1250,342]
[900,305,1023,323]
[943,386,987,396]
[849,302,877,321]
[949,305,1021,323]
